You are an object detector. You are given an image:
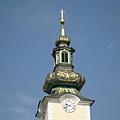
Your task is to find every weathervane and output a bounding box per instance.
[59,9,65,24]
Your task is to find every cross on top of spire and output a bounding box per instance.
[59,9,65,24]
[59,9,66,19]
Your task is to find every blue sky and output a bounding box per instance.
[0,0,120,120]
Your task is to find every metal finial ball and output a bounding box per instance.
[60,19,65,24]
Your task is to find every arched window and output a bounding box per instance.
[61,51,68,63]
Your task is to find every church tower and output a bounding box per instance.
[35,9,94,120]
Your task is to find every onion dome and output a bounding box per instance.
[43,66,85,94]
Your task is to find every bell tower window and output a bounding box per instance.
[62,52,68,62]
[60,50,70,63]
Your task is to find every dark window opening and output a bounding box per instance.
[61,52,68,62]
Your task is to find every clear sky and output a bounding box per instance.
[0,0,120,120]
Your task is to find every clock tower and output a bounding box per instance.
[35,9,94,120]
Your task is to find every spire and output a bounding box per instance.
[59,9,66,37]
[59,9,65,25]
[43,9,85,95]
[55,9,70,46]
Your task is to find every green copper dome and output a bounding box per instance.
[43,66,85,94]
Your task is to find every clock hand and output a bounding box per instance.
[65,103,68,106]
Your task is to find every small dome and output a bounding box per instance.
[55,36,71,46]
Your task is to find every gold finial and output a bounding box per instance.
[59,9,65,24]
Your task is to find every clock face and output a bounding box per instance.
[62,98,77,113]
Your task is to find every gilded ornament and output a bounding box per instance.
[50,73,54,84]
[50,87,77,95]
[56,70,79,82]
